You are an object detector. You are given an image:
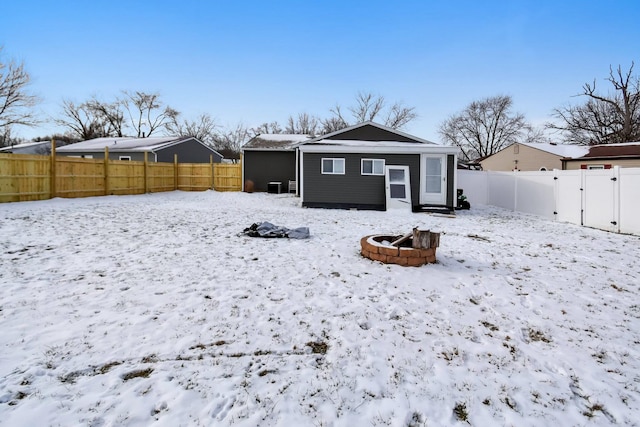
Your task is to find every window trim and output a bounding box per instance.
[361,158,385,176]
[587,164,605,170]
[321,158,345,175]
[119,155,132,161]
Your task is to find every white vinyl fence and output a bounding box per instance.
[458,167,640,235]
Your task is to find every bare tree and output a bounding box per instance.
[320,105,349,134]
[55,99,110,140]
[285,112,319,135]
[323,92,417,133]
[121,91,178,138]
[166,113,219,146]
[384,101,418,129]
[548,62,640,145]
[320,115,349,135]
[213,122,251,161]
[439,95,532,161]
[250,121,283,136]
[86,97,126,137]
[0,126,18,147]
[349,92,386,123]
[0,46,40,134]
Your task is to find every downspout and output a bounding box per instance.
[299,149,304,202]
[295,147,299,196]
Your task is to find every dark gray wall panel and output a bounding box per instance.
[244,151,296,192]
[326,127,420,142]
[303,153,421,209]
[156,139,222,163]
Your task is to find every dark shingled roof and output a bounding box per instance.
[243,134,311,150]
[579,142,640,159]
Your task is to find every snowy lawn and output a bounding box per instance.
[0,191,638,426]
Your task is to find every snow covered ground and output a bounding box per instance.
[0,191,638,426]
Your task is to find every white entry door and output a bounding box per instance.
[420,154,446,205]
[385,165,412,210]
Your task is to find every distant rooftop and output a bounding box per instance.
[243,134,311,150]
[519,142,589,158]
[580,141,640,159]
[57,136,188,152]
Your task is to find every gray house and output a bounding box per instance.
[56,136,223,163]
[242,134,311,193]
[0,141,53,155]
[298,122,459,212]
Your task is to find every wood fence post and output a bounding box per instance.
[174,154,178,191]
[50,139,56,199]
[210,155,214,190]
[144,152,149,193]
[104,147,110,195]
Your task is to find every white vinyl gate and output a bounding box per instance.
[458,167,640,235]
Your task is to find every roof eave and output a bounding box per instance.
[299,144,458,154]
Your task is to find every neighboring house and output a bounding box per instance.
[298,122,458,212]
[56,136,223,163]
[562,142,640,170]
[0,141,54,155]
[479,142,589,171]
[242,134,311,192]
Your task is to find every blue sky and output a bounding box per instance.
[2,0,639,143]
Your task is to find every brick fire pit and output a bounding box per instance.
[360,233,438,267]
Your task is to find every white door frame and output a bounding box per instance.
[420,154,446,205]
[385,165,412,210]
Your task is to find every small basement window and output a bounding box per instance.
[119,156,132,161]
[361,159,385,175]
[322,158,345,175]
[587,165,604,170]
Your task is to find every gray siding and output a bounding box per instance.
[447,154,456,207]
[57,151,147,161]
[325,127,421,142]
[156,138,222,163]
[302,153,421,210]
[244,150,296,192]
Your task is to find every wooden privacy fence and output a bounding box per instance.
[0,149,242,203]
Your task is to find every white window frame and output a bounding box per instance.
[119,156,132,161]
[321,158,345,175]
[539,167,548,171]
[361,158,385,176]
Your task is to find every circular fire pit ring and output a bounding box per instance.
[360,234,437,267]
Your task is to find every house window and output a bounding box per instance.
[539,167,548,171]
[361,159,385,175]
[587,165,604,170]
[322,158,345,175]
[119,156,132,161]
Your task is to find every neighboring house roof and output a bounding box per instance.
[572,142,640,160]
[519,142,589,158]
[57,136,221,156]
[0,141,52,153]
[242,134,311,150]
